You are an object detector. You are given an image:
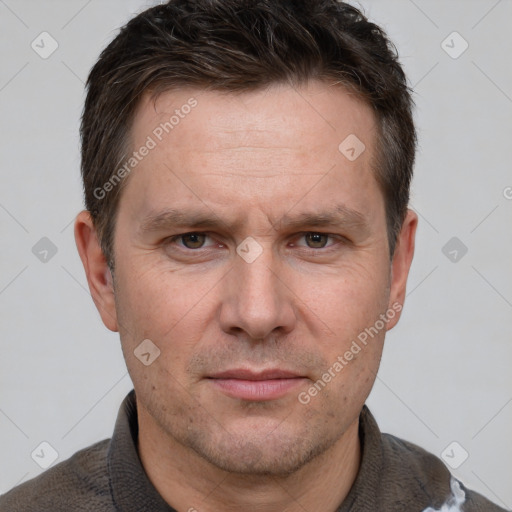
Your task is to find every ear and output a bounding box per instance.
[74,210,119,332]
[386,209,418,331]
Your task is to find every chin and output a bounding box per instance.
[184,422,337,476]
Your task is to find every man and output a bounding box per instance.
[0,1,506,511]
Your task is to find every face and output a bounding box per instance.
[76,80,416,476]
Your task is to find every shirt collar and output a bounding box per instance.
[107,389,176,512]
[336,405,382,511]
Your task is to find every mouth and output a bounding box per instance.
[206,368,307,401]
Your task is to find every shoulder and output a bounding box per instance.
[381,433,508,512]
[0,439,114,512]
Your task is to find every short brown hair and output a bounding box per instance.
[80,0,416,269]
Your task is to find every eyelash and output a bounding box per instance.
[164,231,344,253]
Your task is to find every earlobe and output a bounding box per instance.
[386,209,418,331]
[74,210,119,332]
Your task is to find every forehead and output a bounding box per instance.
[132,81,375,153]
[121,80,381,227]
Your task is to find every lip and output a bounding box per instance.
[209,368,301,380]
[207,368,306,401]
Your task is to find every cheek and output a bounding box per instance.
[113,262,223,391]
[114,259,217,342]
[294,261,390,341]
[301,328,384,425]
[292,262,389,400]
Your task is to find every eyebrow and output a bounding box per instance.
[137,204,370,236]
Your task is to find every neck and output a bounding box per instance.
[137,404,361,512]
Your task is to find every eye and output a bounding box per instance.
[168,232,216,250]
[303,233,330,248]
[293,232,338,249]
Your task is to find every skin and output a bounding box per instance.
[75,80,417,512]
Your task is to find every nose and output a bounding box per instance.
[218,244,296,342]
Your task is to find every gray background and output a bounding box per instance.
[0,0,511,507]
